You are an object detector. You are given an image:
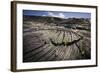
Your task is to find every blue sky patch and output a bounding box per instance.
[23,10,91,19]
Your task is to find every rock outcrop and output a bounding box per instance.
[23,16,91,62]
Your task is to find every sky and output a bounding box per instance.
[23,10,91,19]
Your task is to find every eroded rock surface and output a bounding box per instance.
[23,16,91,62]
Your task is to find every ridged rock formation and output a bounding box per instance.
[23,16,91,62]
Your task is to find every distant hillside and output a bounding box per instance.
[23,15,90,25]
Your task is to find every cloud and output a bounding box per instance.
[48,12,65,18]
[59,13,65,18]
[48,12,56,17]
[42,14,46,16]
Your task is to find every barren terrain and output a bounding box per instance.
[23,16,91,62]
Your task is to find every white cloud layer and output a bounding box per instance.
[42,15,46,16]
[48,12,65,18]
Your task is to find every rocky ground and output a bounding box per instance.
[23,16,91,62]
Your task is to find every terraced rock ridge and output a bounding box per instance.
[23,16,91,62]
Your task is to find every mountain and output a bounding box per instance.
[23,15,90,25]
